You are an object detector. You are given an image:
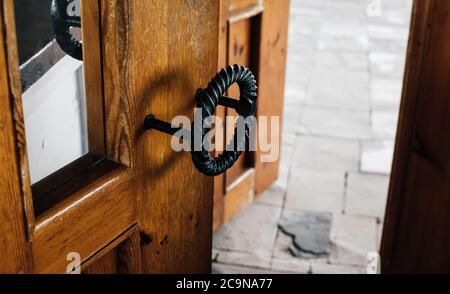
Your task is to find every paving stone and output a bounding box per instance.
[320,21,367,39]
[284,86,307,106]
[293,136,360,171]
[371,110,399,139]
[281,132,297,146]
[371,77,403,93]
[273,224,329,262]
[299,106,371,140]
[293,0,325,10]
[307,68,370,110]
[215,250,272,270]
[287,49,316,66]
[311,262,365,274]
[369,52,406,78]
[368,24,409,40]
[314,50,368,71]
[317,35,370,52]
[271,258,311,274]
[279,211,332,257]
[360,140,394,175]
[370,90,401,111]
[368,9,411,27]
[322,2,367,21]
[213,203,281,255]
[286,168,345,213]
[285,56,314,87]
[282,103,304,136]
[273,230,297,259]
[256,186,285,207]
[370,39,407,54]
[212,249,219,261]
[377,221,384,250]
[274,163,290,192]
[329,214,378,266]
[345,172,389,219]
[289,34,319,52]
[293,5,322,18]
[289,17,322,36]
[212,263,289,274]
[272,144,294,190]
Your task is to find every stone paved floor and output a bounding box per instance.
[212,0,412,274]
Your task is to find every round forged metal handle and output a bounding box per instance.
[50,0,83,60]
[191,64,258,176]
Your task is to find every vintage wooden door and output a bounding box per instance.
[381,0,450,273]
[213,0,289,230]
[0,0,219,274]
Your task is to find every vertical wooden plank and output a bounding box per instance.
[226,16,259,186]
[83,249,119,274]
[2,0,35,234]
[102,0,218,273]
[83,227,141,275]
[213,0,228,232]
[117,227,141,274]
[81,225,141,274]
[81,0,106,156]
[381,0,431,273]
[101,0,136,167]
[0,0,32,274]
[82,226,141,274]
[254,0,290,195]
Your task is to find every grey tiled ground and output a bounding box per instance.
[213,0,412,274]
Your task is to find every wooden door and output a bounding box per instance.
[213,0,290,230]
[0,0,218,274]
[381,0,450,273]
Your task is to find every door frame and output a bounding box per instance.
[381,0,450,273]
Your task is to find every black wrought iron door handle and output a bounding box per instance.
[50,0,82,60]
[144,64,258,176]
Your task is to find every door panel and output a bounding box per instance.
[226,13,260,187]
[82,226,141,274]
[101,0,218,273]
[32,166,135,273]
[213,0,289,230]
[381,0,450,273]
[254,0,289,195]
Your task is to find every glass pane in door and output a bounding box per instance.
[14,0,89,184]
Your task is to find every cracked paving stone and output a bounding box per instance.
[278,211,332,258]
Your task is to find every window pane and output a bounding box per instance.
[14,0,89,184]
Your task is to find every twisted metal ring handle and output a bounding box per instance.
[191,64,258,176]
[50,0,83,60]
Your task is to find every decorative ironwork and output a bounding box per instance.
[144,64,258,176]
[50,0,82,60]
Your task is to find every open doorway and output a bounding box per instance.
[213,0,413,274]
